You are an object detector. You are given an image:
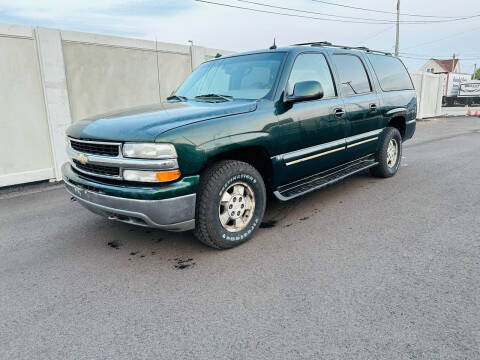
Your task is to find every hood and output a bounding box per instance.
[67,100,257,142]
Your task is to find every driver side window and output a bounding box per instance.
[287,53,336,98]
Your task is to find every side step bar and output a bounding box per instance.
[274,155,378,201]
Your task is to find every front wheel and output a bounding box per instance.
[370,127,402,178]
[194,160,266,249]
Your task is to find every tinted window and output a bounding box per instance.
[367,54,414,91]
[287,53,336,98]
[333,54,372,96]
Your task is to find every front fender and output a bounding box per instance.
[197,132,270,155]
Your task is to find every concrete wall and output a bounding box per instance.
[62,31,221,122]
[0,22,229,187]
[0,24,54,187]
[64,42,161,122]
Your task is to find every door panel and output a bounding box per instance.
[274,52,347,185]
[343,93,382,157]
[276,98,346,184]
[331,53,382,159]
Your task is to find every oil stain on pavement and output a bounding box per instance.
[107,241,196,270]
[172,258,196,270]
[107,240,121,249]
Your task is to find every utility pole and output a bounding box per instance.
[394,0,400,56]
[452,53,456,73]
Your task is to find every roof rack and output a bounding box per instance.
[292,42,392,56]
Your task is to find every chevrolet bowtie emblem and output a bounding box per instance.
[77,153,89,165]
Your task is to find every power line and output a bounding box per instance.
[195,0,480,57]
[401,51,480,58]
[399,55,480,61]
[309,0,472,19]
[234,0,430,23]
[195,0,398,24]
[235,0,396,22]
[196,0,480,24]
[359,25,395,43]
[402,25,480,50]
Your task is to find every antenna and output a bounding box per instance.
[269,37,277,50]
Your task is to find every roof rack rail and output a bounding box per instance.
[292,42,392,56]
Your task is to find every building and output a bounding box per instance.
[420,58,460,74]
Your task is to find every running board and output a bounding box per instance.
[274,156,378,201]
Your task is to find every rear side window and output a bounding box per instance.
[333,54,372,96]
[287,53,336,98]
[367,54,414,91]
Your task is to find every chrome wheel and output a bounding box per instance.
[218,182,255,232]
[386,138,399,168]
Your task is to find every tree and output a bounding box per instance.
[474,68,480,80]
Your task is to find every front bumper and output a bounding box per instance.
[62,163,196,231]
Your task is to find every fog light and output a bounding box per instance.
[123,169,180,183]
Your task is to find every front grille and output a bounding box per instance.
[73,160,120,177]
[70,139,119,156]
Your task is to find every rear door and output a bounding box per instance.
[275,52,347,184]
[331,53,383,160]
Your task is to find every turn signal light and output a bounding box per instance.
[156,169,181,182]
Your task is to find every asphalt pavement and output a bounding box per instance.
[1,116,479,359]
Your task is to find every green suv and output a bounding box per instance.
[63,42,416,249]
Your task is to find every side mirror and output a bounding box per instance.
[285,80,324,103]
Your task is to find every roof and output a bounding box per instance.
[432,58,459,72]
[211,43,394,62]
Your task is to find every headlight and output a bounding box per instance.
[122,143,177,159]
[123,169,181,183]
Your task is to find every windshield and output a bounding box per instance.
[175,52,285,101]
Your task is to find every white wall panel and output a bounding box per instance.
[63,42,161,122]
[0,34,54,187]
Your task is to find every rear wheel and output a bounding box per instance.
[370,127,402,178]
[194,160,266,249]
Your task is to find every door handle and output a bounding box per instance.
[369,103,377,112]
[334,108,345,118]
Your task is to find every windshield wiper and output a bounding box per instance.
[166,94,188,102]
[194,93,233,102]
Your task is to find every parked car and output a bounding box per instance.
[63,42,417,249]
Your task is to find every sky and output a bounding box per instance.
[0,0,478,73]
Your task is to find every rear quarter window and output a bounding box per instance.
[367,54,414,92]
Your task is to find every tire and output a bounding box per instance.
[194,160,266,249]
[370,127,402,178]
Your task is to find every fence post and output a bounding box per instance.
[435,76,443,116]
[35,27,72,181]
[418,72,429,119]
[190,45,206,70]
